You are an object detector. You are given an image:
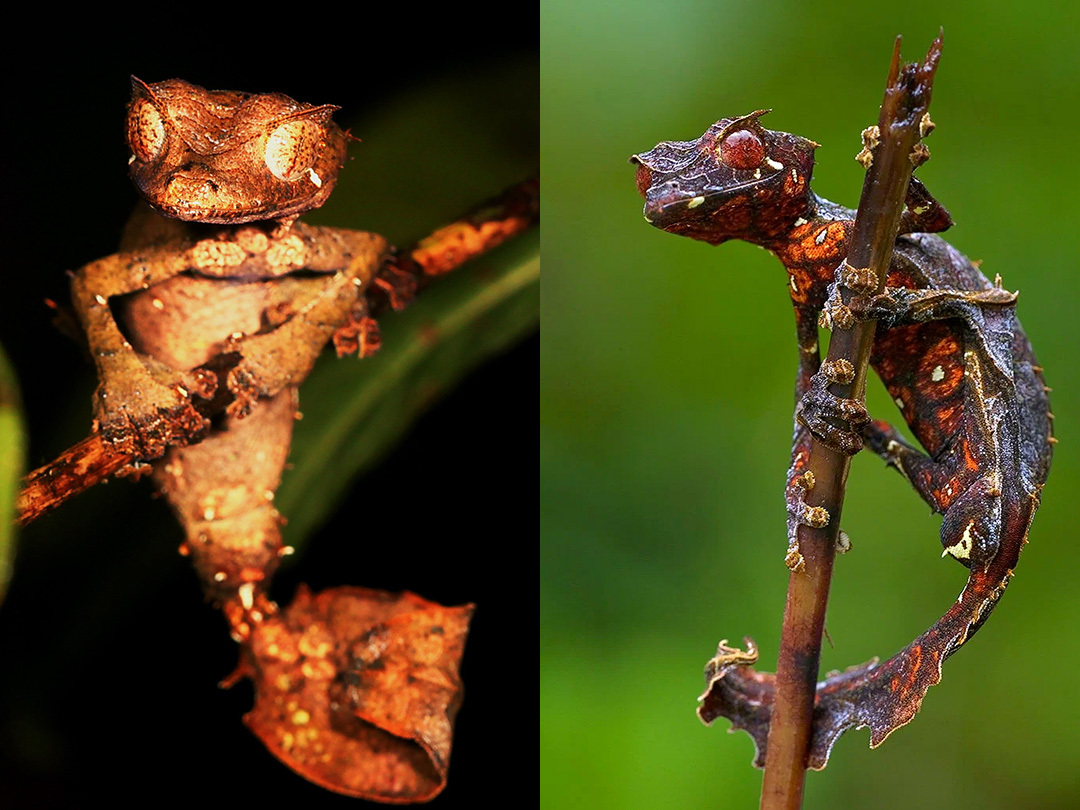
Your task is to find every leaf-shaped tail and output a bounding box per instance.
[698,564,1015,769]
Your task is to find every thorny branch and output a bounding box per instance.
[14,177,539,527]
[758,36,941,810]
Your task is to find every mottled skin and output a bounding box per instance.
[71,78,389,614]
[631,111,1053,765]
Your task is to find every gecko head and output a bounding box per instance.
[126,77,349,225]
[630,111,817,245]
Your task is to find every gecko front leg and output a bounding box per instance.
[795,260,877,456]
[222,225,389,418]
[784,308,828,571]
[72,243,218,460]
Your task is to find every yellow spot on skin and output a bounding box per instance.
[203,507,216,521]
[687,196,705,209]
[151,298,164,310]
[931,364,945,382]
[214,571,227,582]
[292,709,310,725]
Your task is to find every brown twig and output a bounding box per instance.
[15,177,540,527]
[368,176,540,313]
[759,35,941,810]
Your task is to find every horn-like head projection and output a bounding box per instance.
[126,77,348,224]
[630,111,817,245]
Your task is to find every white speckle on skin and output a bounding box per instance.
[203,507,216,521]
[239,582,255,610]
[944,522,976,560]
[790,168,799,183]
[765,157,784,170]
[128,154,137,165]
[94,295,107,306]
[793,217,808,227]
[307,168,322,188]
[894,396,905,410]
[151,298,164,310]
[789,275,798,292]
[931,364,945,382]
[687,196,705,209]
[815,229,828,245]
[753,168,762,179]
[214,571,227,582]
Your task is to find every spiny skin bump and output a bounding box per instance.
[633,113,1053,767]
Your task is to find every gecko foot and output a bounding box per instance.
[333,306,382,358]
[784,471,831,572]
[796,375,869,455]
[95,378,211,461]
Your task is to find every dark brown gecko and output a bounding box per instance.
[630,111,1053,766]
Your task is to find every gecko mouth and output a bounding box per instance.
[141,170,334,224]
[630,150,783,227]
[641,175,779,226]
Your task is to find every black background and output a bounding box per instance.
[0,12,536,807]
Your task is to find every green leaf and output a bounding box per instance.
[0,343,26,604]
[278,231,538,547]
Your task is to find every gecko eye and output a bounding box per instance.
[128,100,166,163]
[265,118,322,182]
[718,129,766,170]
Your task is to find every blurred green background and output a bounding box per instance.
[541,2,1078,808]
